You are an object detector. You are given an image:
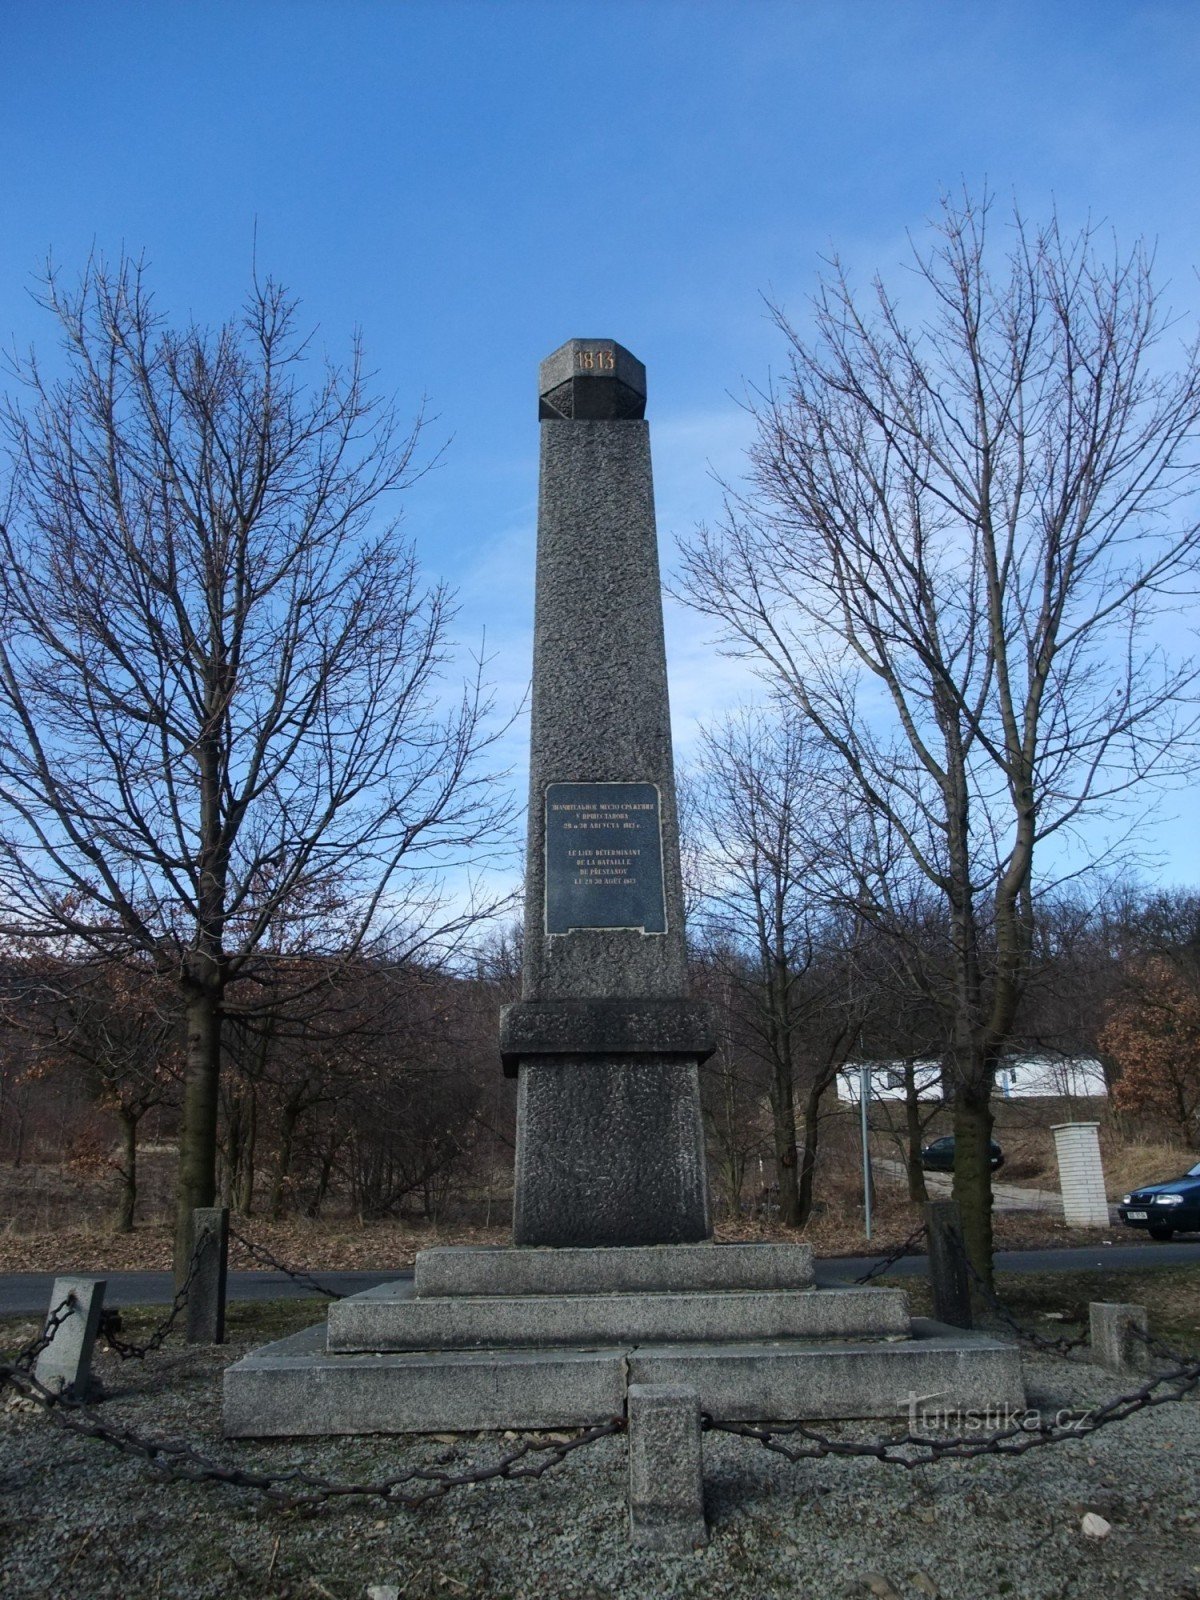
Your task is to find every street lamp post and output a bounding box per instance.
[860,1061,872,1241]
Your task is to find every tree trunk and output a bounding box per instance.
[951,1070,995,1288]
[235,1086,257,1215]
[795,1079,823,1227]
[904,1060,928,1203]
[10,1087,28,1167]
[173,979,222,1281]
[771,1059,801,1227]
[114,1105,138,1233]
[306,1147,335,1219]
[218,1088,238,1209]
[269,1098,301,1220]
[764,923,803,1229]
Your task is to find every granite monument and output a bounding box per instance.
[501,338,713,1247]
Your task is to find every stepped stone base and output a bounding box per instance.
[414,1240,814,1297]
[223,1242,1023,1440]
[327,1280,907,1351]
[223,1317,1023,1438]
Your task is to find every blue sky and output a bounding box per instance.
[3,0,1199,886]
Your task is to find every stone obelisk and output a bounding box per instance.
[501,339,713,1247]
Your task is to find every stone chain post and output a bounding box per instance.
[185,1206,229,1344]
[924,1199,972,1328]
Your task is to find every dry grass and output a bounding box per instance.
[3,1125,1193,1276]
[0,1213,512,1274]
[868,1101,1196,1200]
[1101,1139,1197,1198]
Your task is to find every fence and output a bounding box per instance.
[2,1208,1198,1533]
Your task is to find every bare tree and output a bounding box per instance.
[0,258,509,1272]
[689,941,765,1219]
[678,193,1200,1278]
[687,705,864,1227]
[0,945,180,1230]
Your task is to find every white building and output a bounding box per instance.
[837,1057,1107,1103]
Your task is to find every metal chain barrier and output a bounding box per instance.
[1129,1322,1192,1363]
[0,1351,623,1511]
[705,1340,1200,1467]
[854,1222,928,1285]
[714,1230,1200,1469]
[950,1226,1090,1357]
[13,1293,78,1374]
[228,1226,344,1301]
[8,1230,1198,1517]
[97,1238,206,1360]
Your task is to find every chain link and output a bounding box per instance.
[0,1355,622,1510]
[13,1293,78,1373]
[706,1339,1200,1466]
[713,1237,1200,1468]
[97,1237,206,1360]
[9,1228,1199,1518]
[950,1226,1090,1356]
[854,1222,929,1285]
[228,1226,343,1300]
[1129,1321,1194,1363]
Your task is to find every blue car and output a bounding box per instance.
[1117,1162,1200,1240]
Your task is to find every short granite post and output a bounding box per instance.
[33,1276,106,1399]
[1089,1302,1149,1374]
[925,1200,972,1329]
[185,1206,229,1345]
[627,1382,707,1553]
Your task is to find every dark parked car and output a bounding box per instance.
[1117,1162,1200,1240]
[920,1135,1004,1173]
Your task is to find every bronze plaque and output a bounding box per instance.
[544,782,666,934]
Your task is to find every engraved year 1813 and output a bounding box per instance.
[575,348,616,371]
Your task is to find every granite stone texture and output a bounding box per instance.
[924,1200,972,1329]
[223,1324,627,1437]
[413,1241,815,1299]
[522,419,688,1000]
[538,339,647,401]
[627,1322,1026,1422]
[499,997,714,1076]
[1089,1301,1149,1373]
[222,1317,1024,1437]
[325,1281,909,1352]
[537,339,647,421]
[34,1276,106,1399]
[513,1056,709,1245]
[510,349,712,1245]
[185,1206,229,1345]
[627,1384,707,1552]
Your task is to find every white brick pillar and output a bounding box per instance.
[1052,1122,1109,1227]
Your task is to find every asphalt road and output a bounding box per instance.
[0,1269,400,1318]
[2,1241,1199,1317]
[817,1238,1200,1283]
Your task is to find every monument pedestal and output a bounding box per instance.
[503,1001,713,1244]
[223,1241,1023,1437]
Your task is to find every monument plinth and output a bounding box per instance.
[503,338,712,1247]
